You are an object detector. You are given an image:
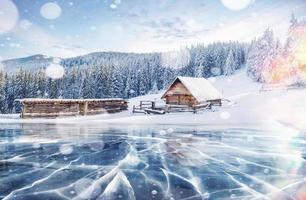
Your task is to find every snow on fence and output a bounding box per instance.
[16,98,128,118]
[132,100,217,114]
[260,83,306,92]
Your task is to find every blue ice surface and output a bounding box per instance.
[0,123,305,200]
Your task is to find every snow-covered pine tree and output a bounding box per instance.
[246,28,278,82]
[93,65,105,98]
[223,50,236,76]
[195,65,204,77]
[110,65,124,98]
[149,81,158,94]
[0,71,5,113]
[4,74,14,113]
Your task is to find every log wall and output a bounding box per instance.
[165,95,197,106]
[18,99,128,118]
[164,81,198,106]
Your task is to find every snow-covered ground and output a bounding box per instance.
[0,70,305,131]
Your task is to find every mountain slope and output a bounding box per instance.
[1,54,55,72]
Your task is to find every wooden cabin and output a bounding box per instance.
[161,76,222,107]
[16,98,128,118]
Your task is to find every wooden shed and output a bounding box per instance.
[161,76,222,107]
[16,98,128,118]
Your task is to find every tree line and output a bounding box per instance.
[0,41,246,113]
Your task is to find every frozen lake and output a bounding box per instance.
[0,123,306,200]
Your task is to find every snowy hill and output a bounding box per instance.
[1,41,246,76]
[1,52,156,72]
[1,54,54,72]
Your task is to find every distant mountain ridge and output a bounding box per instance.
[1,52,156,72]
[1,54,55,72]
[1,42,247,79]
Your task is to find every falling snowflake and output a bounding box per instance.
[32,143,41,149]
[246,135,253,142]
[49,24,55,29]
[218,22,225,27]
[19,19,32,30]
[9,43,21,48]
[45,63,65,79]
[220,111,231,119]
[90,26,97,31]
[161,48,191,69]
[32,163,41,168]
[110,4,117,9]
[158,130,167,135]
[114,0,121,5]
[220,0,254,11]
[0,0,19,33]
[167,128,174,134]
[88,142,105,152]
[59,144,73,155]
[151,190,158,195]
[40,2,62,20]
[264,168,270,174]
[211,67,222,76]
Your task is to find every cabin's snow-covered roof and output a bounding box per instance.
[163,76,222,102]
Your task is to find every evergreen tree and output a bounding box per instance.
[247,28,278,82]
[0,71,5,113]
[224,50,236,76]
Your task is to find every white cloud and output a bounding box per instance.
[130,1,293,53]
[203,5,291,43]
[19,19,33,30]
[12,23,86,58]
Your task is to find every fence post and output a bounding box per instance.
[84,101,88,115]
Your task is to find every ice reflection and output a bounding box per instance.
[0,124,306,200]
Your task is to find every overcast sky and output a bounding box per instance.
[0,0,305,60]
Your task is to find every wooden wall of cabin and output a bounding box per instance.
[166,82,190,96]
[21,100,128,118]
[23,102,80,115]
[165,95,198,106]
[87,100,128,114]
[164,81,198,106]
